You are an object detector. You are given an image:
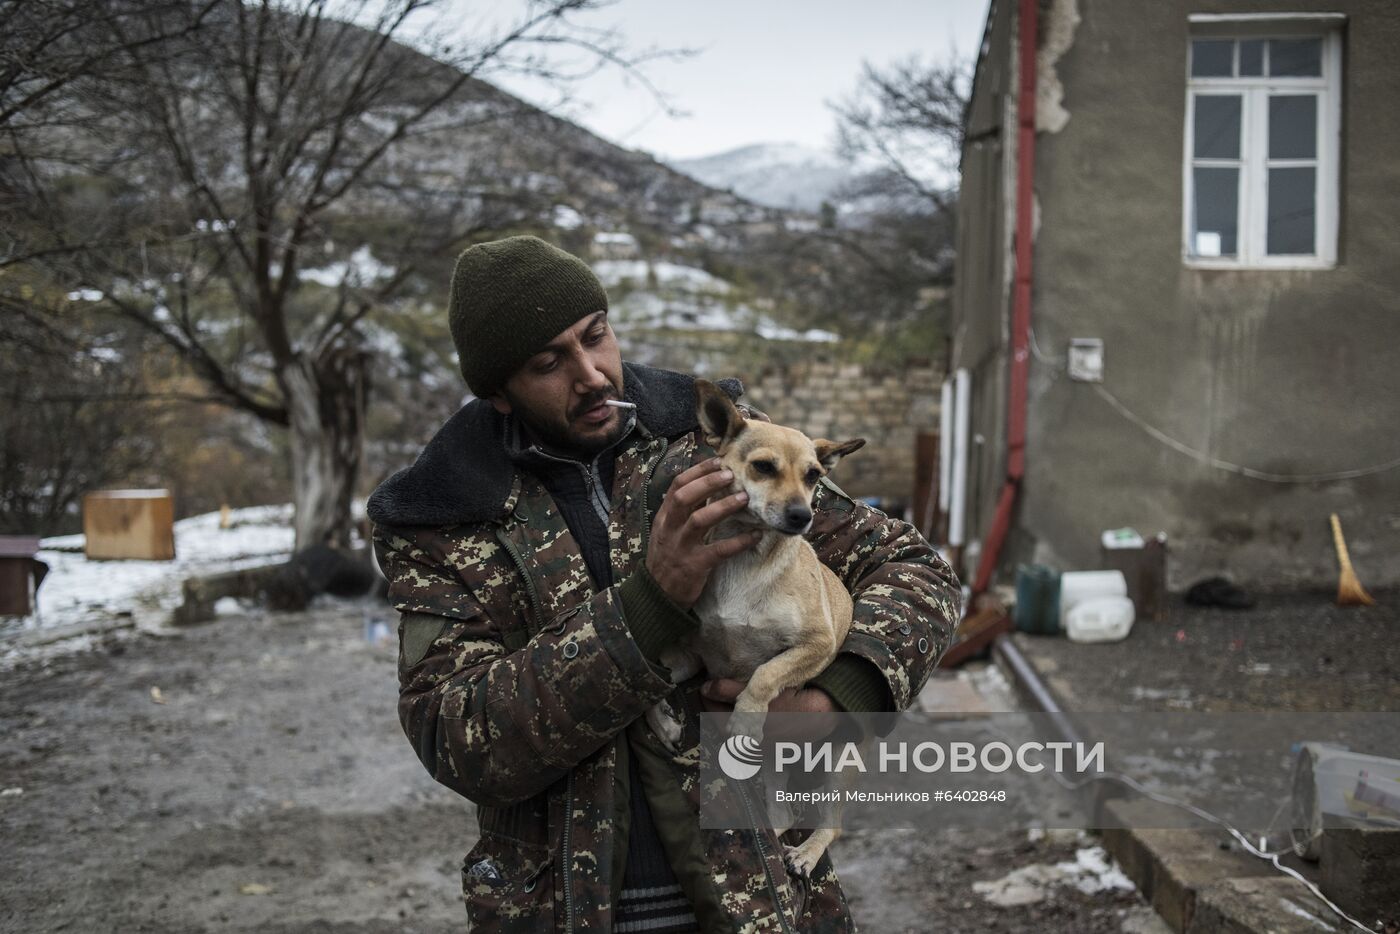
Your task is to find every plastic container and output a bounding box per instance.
[1059,569,1127,621]
[1014,565,1062,634]
[1064,595,1135,643]
[1099,532,1169,622]
[1101,528,1145,550]
[1291,743,1400,860]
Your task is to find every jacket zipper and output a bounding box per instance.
[734,777,798,934]
[562,769,576,933]
[581,461,611,527]
[640,449,665,549]
[500,433,658,934]
[523,435,616,530]
[655,439,800,934]
[496,521,576,931]
[496,532,544,634]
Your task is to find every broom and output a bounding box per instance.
[1330,514,1375,607]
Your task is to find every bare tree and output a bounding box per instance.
[0,0,219,129]
[6,0,677,549]
[0,287,166,534]
[739,55,970,357]
[831,55,969,214]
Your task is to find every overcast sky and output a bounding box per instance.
[453,0,990,162]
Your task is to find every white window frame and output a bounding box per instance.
[1182,19,1342,270]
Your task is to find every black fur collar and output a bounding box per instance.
[366,361,742,529]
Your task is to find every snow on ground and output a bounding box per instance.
[592,231,638,248]
[301,246,395,287]
[613,291,742,332]
[755,322,841,343]
[972,843,1135,907]
[609,282,840,344]
[552,204,585,229]
[592,260,731,293]
[593,257,839,343]
[16,505,295,639]
[619,297,838,342]
[359,321,405,358]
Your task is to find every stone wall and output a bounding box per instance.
[740,361,942,507]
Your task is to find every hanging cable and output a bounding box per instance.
[1049,768,1373,933]
[1028,325,1066,367]
[1092,383,1400,483]
[971,713,1374,932]
[1027,325,1400,482]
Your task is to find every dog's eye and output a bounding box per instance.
[751,460,777,476]
[805,468,821,485]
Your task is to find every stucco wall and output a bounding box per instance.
[1017,0,1400,588]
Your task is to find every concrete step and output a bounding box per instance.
[1099,803,1351,933]
[1191,877,1347,934]
[992,636,1368,934]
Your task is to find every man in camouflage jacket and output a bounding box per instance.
[368,236,961,932]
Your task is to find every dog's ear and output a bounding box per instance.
[813,438,866,471]
[695,378,746,450]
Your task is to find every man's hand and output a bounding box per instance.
[700,678,840,744]
[646,457,760,608]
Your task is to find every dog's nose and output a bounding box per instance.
[784,505,813,531]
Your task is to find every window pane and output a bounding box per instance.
[1270,38,1322,77]
[1194,95,1242,159]
[1191,39,1234,77]
[1268,167,1316,254]
[1239,39,1265,76]
[1193,167,1239,257]
[1269,95,1317,160]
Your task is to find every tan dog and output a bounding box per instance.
[646,379,864,875]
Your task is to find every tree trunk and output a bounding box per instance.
[279,344,371,551]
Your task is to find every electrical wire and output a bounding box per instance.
[1028,326,1400,483]
[1028,325,1066,367]
[1091,383,1400,483]
[971,715,1374,931]
[1048,768,1374,932]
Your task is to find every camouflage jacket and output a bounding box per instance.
[367,362,962,932]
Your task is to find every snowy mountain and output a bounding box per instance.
[672,143,856,213]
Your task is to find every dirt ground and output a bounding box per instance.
[1,602,1165,933]
[1006,590,1400,933]
[1013,588,1400,712]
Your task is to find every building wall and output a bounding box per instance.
[619,338,942,511]
[952,0,1016,567]
[1011,0,1400,588]
[744,361,943,508]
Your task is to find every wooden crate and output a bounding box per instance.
[0,536,43,616]
[938,598,1013,668]
[83,489,176,560]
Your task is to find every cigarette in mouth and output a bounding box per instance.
[603,400,637,410]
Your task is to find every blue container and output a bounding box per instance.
[1014,565,1062,634]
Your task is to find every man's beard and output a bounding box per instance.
[506,384,629,457]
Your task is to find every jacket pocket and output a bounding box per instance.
[461,831,554,932]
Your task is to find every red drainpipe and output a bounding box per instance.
[973,0,1038,596]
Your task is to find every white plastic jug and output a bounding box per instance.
[1059,569,1128,621]
[1064,595,1135,643]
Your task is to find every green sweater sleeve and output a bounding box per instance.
[808,652,894,713]
[616,563,699,665]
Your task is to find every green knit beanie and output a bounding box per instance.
[447,235,609,397]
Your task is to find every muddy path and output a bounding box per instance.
[0,604,1160,933]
